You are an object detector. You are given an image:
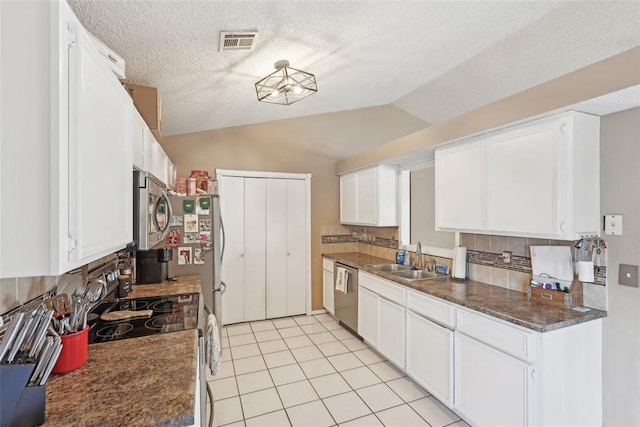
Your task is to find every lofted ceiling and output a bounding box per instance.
[69,1,640,148]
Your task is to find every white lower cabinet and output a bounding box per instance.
[357,287,378,347]
[455,332,532,427]
[377,297,405,368]
[322,258,334,315]
[355,273,602,427]
[358,272,406,368]
[406,311,453,407]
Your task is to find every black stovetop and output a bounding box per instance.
[88,293,199,344]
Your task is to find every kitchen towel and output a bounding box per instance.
[335,267,349,293]
[530,246,574,281]
[452,246,467,279]
[206,313,221,376]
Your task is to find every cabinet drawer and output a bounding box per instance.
[323,258,334,271]
[407,290,456,329]
[359,272,406,305]
[456,309,534,363]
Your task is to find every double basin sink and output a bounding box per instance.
[366,263,447,281]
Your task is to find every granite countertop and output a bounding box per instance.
[126,275,201,299]
[323,252,606,332]
[44,276,202,427]
[44,329,198,427]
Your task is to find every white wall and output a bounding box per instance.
[600,107,640,426]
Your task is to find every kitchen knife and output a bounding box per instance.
[29,309,54,358]
[29,337,54,385]
[0,311,25,362]
[5,310,37,363]
[100,310,153,322]
[39,338,63,385]
[20,306,47,353]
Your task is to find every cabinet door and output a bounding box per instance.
[406,312,453,407]
[340,173,357,224]
[323,269,334,314]
[358,287,378,346]
[68,22,132,268]
[244,178,266,322]
[286,179,307,315]
[377,297,405,368]
[486,123,561,235]
[266,179,287,318]
[435,141,485,230]
[131,110,144,169]
[356,167,378,225]
[455,333,533,427]
[219,176,245,325]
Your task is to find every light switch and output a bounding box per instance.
[604,214,623,235]
[619,264,638,288]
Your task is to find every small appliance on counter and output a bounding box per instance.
[136,248,173,284]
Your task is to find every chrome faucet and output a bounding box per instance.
[416,241,423,270]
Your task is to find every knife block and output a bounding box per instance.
[0,364,46,427]
[527,275,583,309]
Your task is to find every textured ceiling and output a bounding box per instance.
[68,0,640,139]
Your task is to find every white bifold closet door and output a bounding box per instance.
[266,179,306,318]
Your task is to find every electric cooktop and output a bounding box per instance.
[88,293,199,344]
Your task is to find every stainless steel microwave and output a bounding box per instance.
[133,170,172,250]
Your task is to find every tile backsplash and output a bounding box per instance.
[0,253,118,315]
[461,233,608,310]
[320,224,454,272]
[320,228,608,310]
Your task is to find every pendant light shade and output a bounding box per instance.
[255,60,317,105]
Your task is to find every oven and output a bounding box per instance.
[133,170,172,250]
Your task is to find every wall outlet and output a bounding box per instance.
[501,251,512,264]
[604,214,623,235]
[619,264,638,287]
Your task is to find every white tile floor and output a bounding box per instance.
[207,313,470,427]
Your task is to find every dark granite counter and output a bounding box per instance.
[323,252,606,332]
[44,276,202,426]
[44,330,198,427]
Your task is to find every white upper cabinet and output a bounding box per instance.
[340,165,398,226]
[435,111,600,239]
[1,1,133,277]
[131,109,145,169]
[435,140,485,230]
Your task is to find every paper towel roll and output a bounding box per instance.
[578,260,594,282]
[452,246,467,279]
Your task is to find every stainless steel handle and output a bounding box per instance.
[206,382,215,427]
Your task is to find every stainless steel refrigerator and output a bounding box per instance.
[167,194,224,321]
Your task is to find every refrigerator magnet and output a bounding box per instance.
[194,248,205,265]
[196,197,210,215]
[200,232,211,244]
[169,215,183,227]
[183,233,199,244]
[166,229,181,248]
[178,247,192,265]
[183,199,195,213]
[199,219,211,232]
[184,214,198,232]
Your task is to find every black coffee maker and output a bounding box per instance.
[135,248,173,284]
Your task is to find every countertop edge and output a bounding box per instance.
[323,252,607,333]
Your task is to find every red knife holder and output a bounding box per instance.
[0,363,46,427]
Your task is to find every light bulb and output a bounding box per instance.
[293,85,303,95]
[270,89,280,97]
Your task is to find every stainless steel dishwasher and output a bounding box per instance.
[333,263,359,334]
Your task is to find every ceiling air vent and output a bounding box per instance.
[219,31,258,52]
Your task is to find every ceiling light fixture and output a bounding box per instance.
[255,60,317,106]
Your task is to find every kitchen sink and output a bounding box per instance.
[389,269,444,281]
[366,263,412,272]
